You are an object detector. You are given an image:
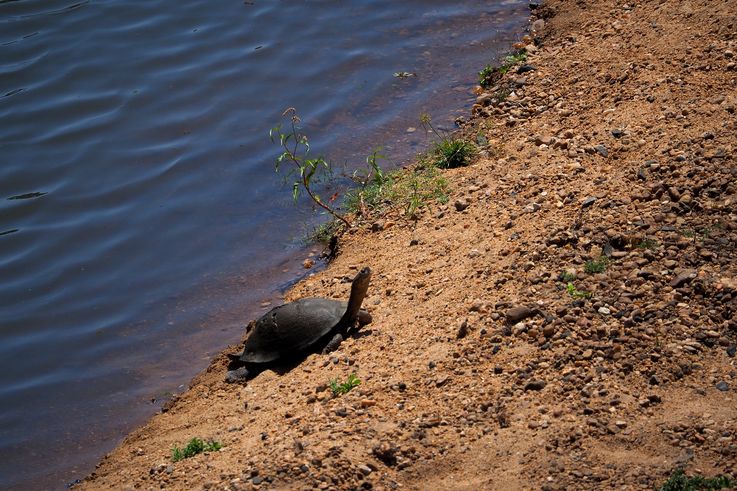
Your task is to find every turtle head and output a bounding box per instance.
[342,267,371,325]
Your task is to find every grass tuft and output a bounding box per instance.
[657,468,734,491]
[171,438,222,462]
[479,49,527,88]
[584,256,609,274]
[329,374,361,397]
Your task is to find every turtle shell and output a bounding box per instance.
[237,297,347,363]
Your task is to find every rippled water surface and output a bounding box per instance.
[0,1,527,488]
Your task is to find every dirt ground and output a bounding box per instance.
[78,0,737,489]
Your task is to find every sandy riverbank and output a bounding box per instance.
[79,0,737,489]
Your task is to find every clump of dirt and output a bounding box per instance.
[79,0,737,489]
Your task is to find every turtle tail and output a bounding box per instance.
[340,267,371,327]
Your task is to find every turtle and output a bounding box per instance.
[225,267,372,383]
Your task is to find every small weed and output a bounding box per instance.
[635,238,659,250]
[584,256,609,274]
[344,163,448,219]
[478,49,527,88]
[566,282,592,299]
[329,374,361,396]
[271,108,351,227]
[559,270,576,282]
[420,114,476,169]
[171,438,222,462]
[657,468,734,491]
[503,50,528,65]
[307,219,341,244]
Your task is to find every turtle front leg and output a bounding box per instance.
[322,333,344,354]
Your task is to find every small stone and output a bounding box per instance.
[598,307,611,315]
[532,19,545,32]
[670,269,696,288]
[727,345,736,358]
[371,220,385,232]
[454,198,470,211]
[611,129,625,138]
[506,306,536,325]
[252,477,263,485]
[716,381,729,392]
[358,464,373,476]
[457,319,470,339]
[581,197,597,208]
[517,64,537,74]
[524,380,546,391]
[361,399,377,408]
[647,394,662,404]
[302,258,315,269]
[595,144,608,157]
[615,420,627,429]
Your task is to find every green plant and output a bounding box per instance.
[329,373,361,396]
[344,157,448,219]
[171,438,222,462]
[559,270,576,282]
[584,256,609,274]
[503,49,528,65]
[420,114,476,169]
[270,108,351,228]
[635,238,659,249]
[478,49,527,88]
[657,468,734,491]
[566,282,592,299]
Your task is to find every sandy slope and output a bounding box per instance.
[79,0,737,489]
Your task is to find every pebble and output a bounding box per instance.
[595,144,609,157]
[716,381,729,392]
[303,258,315,269]
[506,306,536,324]
[581,197,597,208]
[454,198,470,211]
[524,380,547,391]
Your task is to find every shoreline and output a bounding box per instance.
[79,0,737,489]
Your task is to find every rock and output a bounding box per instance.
[303,258,315,269]
[358,464,373,476]
[454,198,470,211]
[532,19,545,32]
[517,64,537,74]
[581,197,597,208]
[595,144,609,157]
[225,367,249,384]
[716,381,729,392]
[727,345,736,358]
[524,380,546,391]
[670,269,696,288]
[506,306,536,325]
[457,319,470,339]
[611,129,625,138]
[372,442,398,466]
[371,220,385,232]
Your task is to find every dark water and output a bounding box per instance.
[0,1,527,488]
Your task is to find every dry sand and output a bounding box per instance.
[78,0,737,489]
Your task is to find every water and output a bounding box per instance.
[0,1,527,488]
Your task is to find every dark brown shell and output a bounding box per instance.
[237,298,346,363]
